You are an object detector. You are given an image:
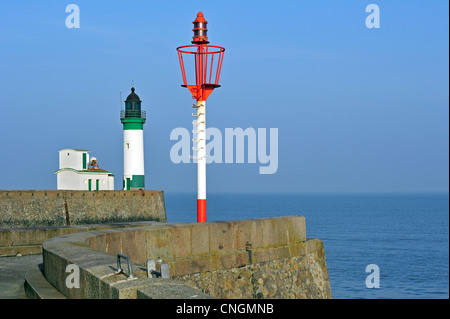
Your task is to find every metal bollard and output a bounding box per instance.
[116,253,135,280]
[160,263,170,278]
[146,259,157,278]
[146,259,170,278]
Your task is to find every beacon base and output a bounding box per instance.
[197,199,206,223]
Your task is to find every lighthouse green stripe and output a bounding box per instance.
[121,118,146,130]
[130,175,145,189]
[123,122,144,130]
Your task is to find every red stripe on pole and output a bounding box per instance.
[197,199,206,223]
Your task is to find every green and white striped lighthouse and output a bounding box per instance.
[121,87,146,190]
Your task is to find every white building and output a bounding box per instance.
[55,149,114,191]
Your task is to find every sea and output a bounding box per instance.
[164,192,449,299]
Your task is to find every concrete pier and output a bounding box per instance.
[0,192,332,299]
[29,216,331,299]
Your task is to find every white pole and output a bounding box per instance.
[196,100,206,222]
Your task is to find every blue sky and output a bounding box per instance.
[0,0,448,194]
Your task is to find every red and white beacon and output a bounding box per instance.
[177,12,225,223]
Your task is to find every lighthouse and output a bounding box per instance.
[120,87,146,190]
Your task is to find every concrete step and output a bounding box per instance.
[24,265,66,299]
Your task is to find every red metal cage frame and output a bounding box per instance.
[177,44,225,101]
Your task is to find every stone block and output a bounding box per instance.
[122,229,146,263]
[219,253,236,270]
[172,259,192,276]
[230,219,263,251]
[306,238,320,254]
[260,217,289,248]
[289,242,306,257]
[190,223,210,256]
[276,246,292,259]
[0,229,15,247]
[287,215,307,244]
[86,231,106,251]
[209,221,233,254]
[250,249,270,264]
[235,251,250,268]
[105,230,124,256]
[171,224,192,258]
[190,257,210,274]
[145,226,174,262]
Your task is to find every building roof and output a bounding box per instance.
[59,149,90,153]
[125,87,141,102]
[55,168,112,174]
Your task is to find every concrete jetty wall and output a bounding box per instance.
[39,216,332,299]
[0,221,159,257]
[0,190,167,228]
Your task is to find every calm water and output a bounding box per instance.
[164,193,449,299]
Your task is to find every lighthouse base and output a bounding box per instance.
[123,175,145,191]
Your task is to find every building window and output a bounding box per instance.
[83,153,87,169]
